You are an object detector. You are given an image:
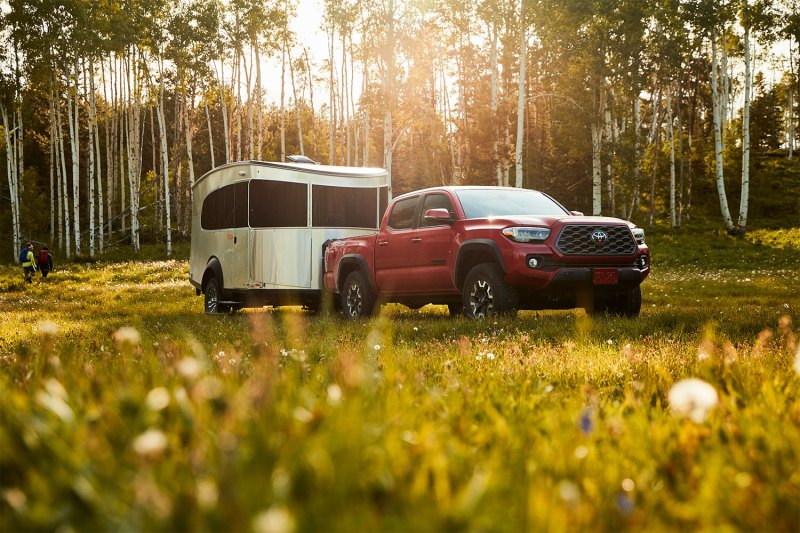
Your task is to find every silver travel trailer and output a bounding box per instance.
[190,161,389,313]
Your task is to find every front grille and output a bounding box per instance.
[556,224,636,256]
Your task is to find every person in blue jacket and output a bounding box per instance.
[20,242,36,283]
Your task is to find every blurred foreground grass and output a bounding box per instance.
[1,232,799,531]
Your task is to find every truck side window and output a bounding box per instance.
[420,194,454,227]
[387,197,418,230]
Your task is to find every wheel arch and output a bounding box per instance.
[202,257,224,293]
[455,240,506,290]
[337,255,375,293]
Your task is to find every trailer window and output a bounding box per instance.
[249,180,308,228]
[201,182,249,230]
[312,185,378,228]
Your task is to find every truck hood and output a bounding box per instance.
[482,215,635,228]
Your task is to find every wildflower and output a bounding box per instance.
[615,493,635,516]
[196,479,219,509]
[35,380,74,424]
[579,407,593,435]
[373,344,381,351]
[177,357,202,380]
[621,478,635,492]
[252,506,295,533]
[327,384,343,405]
[145,387,170,411]
[37,321,60,336]
[486,352,495,360]
[794,346,800,376]
[557,480,580,505]
[113,326,141,346]
[133,428,168,458]
[574,445,589,459]
[668,378,719,423]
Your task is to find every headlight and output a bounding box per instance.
[502,227,551,243]
[631,228,645,245]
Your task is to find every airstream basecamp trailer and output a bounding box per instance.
[189,161,388,313]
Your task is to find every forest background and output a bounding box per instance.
[1,0,799,261]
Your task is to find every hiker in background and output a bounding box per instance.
[38,246,53,279]
[20,242,36,283]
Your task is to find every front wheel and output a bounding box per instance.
[203,277,229,315]
[340,271,375,319]
[597,286,642,317]
[462,263,517,319]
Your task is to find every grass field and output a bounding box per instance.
[1,230,799,531]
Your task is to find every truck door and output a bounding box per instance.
[374,195,419,293]
[412,192,458,293]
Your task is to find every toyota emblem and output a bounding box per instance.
[590,230,608,245]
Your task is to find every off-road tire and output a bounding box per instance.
[462,263,517,319]
[341,270,375,319]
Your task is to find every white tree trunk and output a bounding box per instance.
[217,58,230,164]
[710,31,734,232]
[280,38,287,162]
[490,22,501,186]
[68,63,82,256]
[55,89,71,257]
[85,62,96,259]
[90,59,104,253]
[666,81,676,228]
[289,46,305,156]
[514,10,526,188]
[1,103,21,259]
[204,100,215,168]
[126,51,143,252]
[157,58,172,256]
[738,24,751,234]
[255,41,263,161]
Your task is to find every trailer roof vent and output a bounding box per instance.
[287,155,318,164]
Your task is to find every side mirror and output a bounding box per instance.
[570,210,584,216]
[423,208,455,225]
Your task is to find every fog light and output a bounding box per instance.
[528,257,539,268]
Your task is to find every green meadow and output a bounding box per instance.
[1,230,799,531]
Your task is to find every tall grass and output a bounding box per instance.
[1,232,799,531]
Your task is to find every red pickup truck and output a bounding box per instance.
[323,186,650,318]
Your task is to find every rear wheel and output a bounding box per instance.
[340,271,375,319]
[203,277,229,314]
[462,263,517,319]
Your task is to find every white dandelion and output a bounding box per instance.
[133,428,168,458]
[145,387,171,411]
[668,378,719,423]
[112,326,141,346]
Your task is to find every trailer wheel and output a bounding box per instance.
[341,271,375,319]
[204,277,229,314]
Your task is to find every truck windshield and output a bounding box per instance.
[455,189,569,219]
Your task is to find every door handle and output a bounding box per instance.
[378,240,389,247]
[411,237,422,244]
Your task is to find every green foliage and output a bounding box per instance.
[1,235,799,530]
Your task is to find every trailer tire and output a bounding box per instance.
[203,277,230,315]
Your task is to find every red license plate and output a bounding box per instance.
[592,269,618,285]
